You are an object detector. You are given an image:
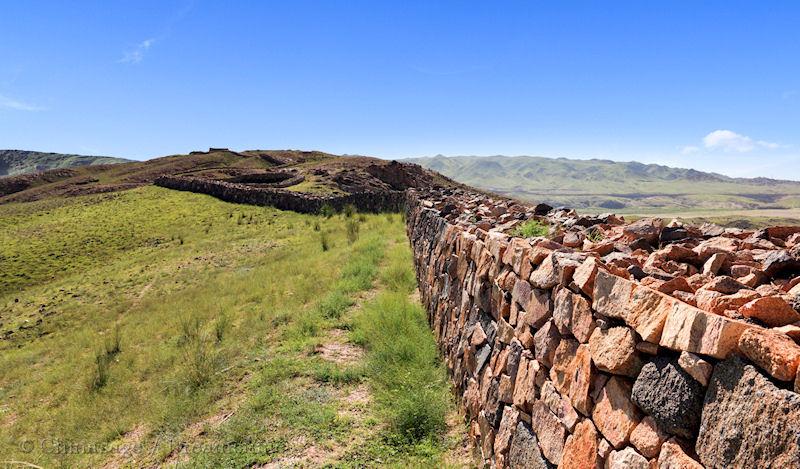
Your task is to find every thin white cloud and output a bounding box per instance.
[0,93,44,111]
[702,129,780,153]
[679,145,699,155]
[119,38,156,64]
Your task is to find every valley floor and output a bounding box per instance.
[0,187,474,467]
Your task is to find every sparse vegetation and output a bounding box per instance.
[0,187,467,467]
[346,218,360,244]
[511,219,549,238]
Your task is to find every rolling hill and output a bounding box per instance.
[406,155,800,215]
[0,150,131,176]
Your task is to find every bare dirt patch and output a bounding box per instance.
[314,329,364,364]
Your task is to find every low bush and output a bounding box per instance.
[511,219,549,238]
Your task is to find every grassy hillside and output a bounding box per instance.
[0,150,130,176]
[407,155,800,215]
[0,187,469,467]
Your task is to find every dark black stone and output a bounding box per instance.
[627,265,648,280]
[533,203,553,216]
[660,226,689,243]
[475,344,492,374]
[508,422,554,469]
[631,356,704,439]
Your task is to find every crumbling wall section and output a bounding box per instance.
[405,188,800,468]
[155,175,405,213]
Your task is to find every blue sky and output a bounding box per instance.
[1,1,798,179]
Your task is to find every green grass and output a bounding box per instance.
[511,219,549,238]
[0,187,466,467]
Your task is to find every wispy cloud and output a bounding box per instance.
[119,38,156,64]
[0,93,45,111]
[701,129,780,153]
[679,145,699,155]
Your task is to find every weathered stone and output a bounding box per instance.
[562,419,600,469]
[655,276,692,295]
[597,438,612,460]
[589,327,643,377]
[478,410,496,459]
[572,293,596,343]
[541,381,579,432]
[529,253,561,289]
[494,405,520,457]
[737,328,800,381]
[762,249,800,278]
[550,338,579,395]
[470,323,488,346]
[513,356,539,411]
[702,252,727,276]
[629,416,668,459]
[592,377,641,449]
[697,356,800,467]
[658,439,703,469]
[499,374,514,403]
[573,257,603,298]
[677,351,712,387]
[529,400,567,466]
[693,237,740,261]
[623,218,663,245]
[497,318,515,344]
[631,356,704,439]
[606,447,649,469]
[524,288,552,328]
[635,341,659,355]
[593,270,635,320]
[738,296,800,327]
[508,421,553,469]
[696,288,759,315]
[533,320,561,368]
[552,286,574,335]
[569,344,595,415]
[511,278,531,307]
[475,344,492,373]
[659,301,754,359]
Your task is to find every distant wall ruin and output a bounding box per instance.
[405,188,800,468]
[154,175,405,214]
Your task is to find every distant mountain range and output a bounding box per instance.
[0,150,130,177]
[406,155,800,212]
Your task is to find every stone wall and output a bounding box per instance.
[155,175,405,214]
[405,188,800,468]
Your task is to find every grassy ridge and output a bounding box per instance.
[0,188,465,467]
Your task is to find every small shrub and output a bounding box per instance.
[105,325,121,356]
[320,231,330,251]
[346,219,360,244]
[214,313,230,343]
[320,204,335,218]
[343,204,356,218]
[90,349,110,391]
[184,337,216,389]
[179,315,202,345]
[511,220,549,238]
[316,291,354,319]
[587,228,605,242]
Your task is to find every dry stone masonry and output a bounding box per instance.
[405,187,800,468]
